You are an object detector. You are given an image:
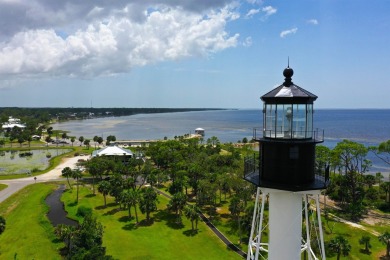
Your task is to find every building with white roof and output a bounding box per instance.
[91,145,134,159]
[2,116,26,130]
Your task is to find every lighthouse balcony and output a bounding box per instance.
[252,128,324,142]
[243,155,329,191]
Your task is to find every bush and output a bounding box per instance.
[377,202,390,213]
[31,168,40,173]
[74,152,80,157]
[76,206,92,218]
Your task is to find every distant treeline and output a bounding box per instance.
[0,107,224,124]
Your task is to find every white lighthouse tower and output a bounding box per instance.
[244,66,329,260]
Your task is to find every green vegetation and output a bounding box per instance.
[61,186,240,259]
[0,184,7,192]
[0,130,389,259]
[0,183,61,259]
[55,213,112,259]
[0,107,223,124]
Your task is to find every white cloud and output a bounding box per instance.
[246,0,263,4]
[245,8,260,18]
[0,2,239,78]
[280,27,298,38]
[262,6,277,17]
[243,36,252,47]
[307,19,319,25]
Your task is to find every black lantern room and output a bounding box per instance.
[244,66,328,191]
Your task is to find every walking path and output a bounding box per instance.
[0,155,90,203]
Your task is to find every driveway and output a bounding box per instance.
[0,155,90,203]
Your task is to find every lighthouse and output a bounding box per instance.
[244,66,329,260]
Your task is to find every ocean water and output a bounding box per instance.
[51,109,390,175]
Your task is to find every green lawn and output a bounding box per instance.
[0,183,62,259]
[0,184,7,192]
[0,181,387,259]
[62,186,241,260]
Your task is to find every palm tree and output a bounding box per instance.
[229,195,245,244]
[98,181,111,207]
[379,231,390,257]
[359,235,371,253]
[72,169,83,203]
[380,182,390,205]
[61,167,73,189]
[93,136,98,149]
[70,137,75,146]
[78,136,84,146]
[328,235,351,260]
[0,216,6,235]
[184,204,200,231]
[129,189,140,223]
[55,224,75,250]
[121,190,133,218]
[83,139,90,149]
[139,187,158,222]
[45,136,51,147]
[167,192,187,223]
[97,136,103,147]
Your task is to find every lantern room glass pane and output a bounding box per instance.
[307,104,313,138]
[263,103,314,139]
[264,104,275,138]
[292,104,305,138]
[276,104,292,138]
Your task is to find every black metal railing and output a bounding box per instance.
[253,128,324,142]
[244,154,259,178]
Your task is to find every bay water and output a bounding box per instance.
[52,109,390,176]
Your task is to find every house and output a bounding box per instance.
[2,117,26,130]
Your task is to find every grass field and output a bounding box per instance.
[0,184,7,192]
[62,186,241,260]
[0,183,62,259]
[0,180,387,259]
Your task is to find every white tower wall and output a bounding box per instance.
[268,191,302,260]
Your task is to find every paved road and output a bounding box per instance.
[0,155,90,203]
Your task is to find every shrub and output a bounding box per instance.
[31,168,40,173]
[76,206,92,218]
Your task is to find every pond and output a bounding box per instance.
[0,149,72,175]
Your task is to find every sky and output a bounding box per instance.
[0,0,389,109]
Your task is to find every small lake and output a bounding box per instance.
[0,149,72,175]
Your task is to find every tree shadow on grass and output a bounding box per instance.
[95,202,116,210]
[118,215,134,223]
[138,218,154,227]
[122,222,138,231]
[103,207,122,216]
[182,229,199,237]
[85,194,96,198]
[67,201,78,207]
[359,249,372,255]
[153,210,184,230]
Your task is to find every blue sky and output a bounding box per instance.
[0,0,389,109]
